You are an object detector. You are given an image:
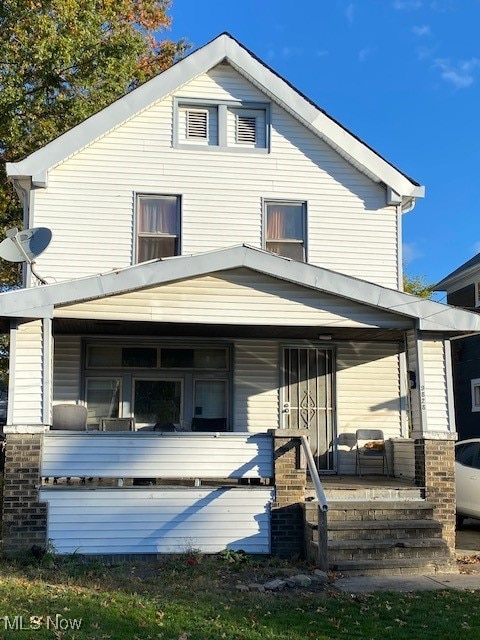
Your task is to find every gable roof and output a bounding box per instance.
[1,244,478,333]
[6,33,424,203]
[435,252,480,290]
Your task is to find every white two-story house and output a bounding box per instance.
[2,33,479,565]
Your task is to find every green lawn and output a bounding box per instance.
[0,553,478,639]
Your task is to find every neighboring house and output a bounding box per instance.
[2,33,480,564]
[436,254,480,441]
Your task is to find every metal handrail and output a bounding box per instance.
[300,436,328,512]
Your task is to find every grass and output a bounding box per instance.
[0,552,478,639]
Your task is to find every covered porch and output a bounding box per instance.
[2,245,480,558]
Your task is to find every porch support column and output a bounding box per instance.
[270,429,307,559]
[2,318,51,555]
[406,328,457,558]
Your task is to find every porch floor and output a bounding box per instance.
[314,475,423,502]
[318,475,416,489]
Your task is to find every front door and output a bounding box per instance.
[282,347,336,471]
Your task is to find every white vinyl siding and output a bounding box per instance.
[392,438,415,480]
[41,432,273,479]
[55,269,410,329]
[234,340,279,432]
[10,319,44,424]
[421,337,451,432]
[53,335,82,403]
[31,63,398,288]
[336,342,402,474]
[41,487,274,554]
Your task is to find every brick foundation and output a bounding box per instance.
[2,434,47,555]
[270,432,306,558]
[415,438,456,557]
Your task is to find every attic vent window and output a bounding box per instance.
[236,115,256,144]
[186,109,208,140]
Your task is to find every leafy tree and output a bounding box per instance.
[0,0,188,286]
[403,271,433,299]
[0,0,189,384]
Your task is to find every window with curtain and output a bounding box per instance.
[265,201,306,261]
[194,380,227,419]
[137,195,180,262]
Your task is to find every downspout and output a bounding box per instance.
[398,196,417,291]
[11,179,31,288]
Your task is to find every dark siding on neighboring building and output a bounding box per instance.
[452,336,480,440]
[447,284,476,309]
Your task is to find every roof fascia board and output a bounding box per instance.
[6,38,229,183]
[7,34,422,199]
[436,265,480,291]
[0,245,479,332]
[223,39,422,198]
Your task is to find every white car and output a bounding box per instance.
[455,439,480,527]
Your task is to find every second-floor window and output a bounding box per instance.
[265,201,307,262]
[136,195,180,263]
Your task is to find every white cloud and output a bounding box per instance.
[434,57,480,89]
[345,3,355,25]
[429,0,455,10]
[316,50,329,58]
[412,25,431,36]
[267,46,304,60]
[393,1,423,9]
[403,243,423,264]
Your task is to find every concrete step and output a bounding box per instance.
[327,519,443,541]
[304,498,450,576]
[330,556,455,576]
[328,537,450,562]
[325,500,435,522]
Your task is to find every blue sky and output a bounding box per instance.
[168,0,480,293]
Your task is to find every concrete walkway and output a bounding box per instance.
[333,571,480,593]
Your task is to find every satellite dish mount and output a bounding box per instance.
[0,227,52,284]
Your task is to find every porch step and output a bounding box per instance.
[304,499,452,576]
[328,519,443,541]
[328,537,448,562]
[307,500,436,523]
[329,557,454,577]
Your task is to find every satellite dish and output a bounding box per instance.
[0,227,52,284]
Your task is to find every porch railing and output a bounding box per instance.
[300,435,328,571]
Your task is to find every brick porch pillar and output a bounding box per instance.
[415,437,456,558]
[270,430,307,558]
[2,433,48,555]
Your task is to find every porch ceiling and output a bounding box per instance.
[53,318,405,342]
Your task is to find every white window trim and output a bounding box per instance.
[173,97,270,153]
[263,198,308,262]
[471,378,480,412]
[134,193,181,264]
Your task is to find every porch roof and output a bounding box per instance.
[1,245,479,334]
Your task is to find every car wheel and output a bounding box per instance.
[456,514,465,529]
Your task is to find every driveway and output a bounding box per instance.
[457,518,480,556]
